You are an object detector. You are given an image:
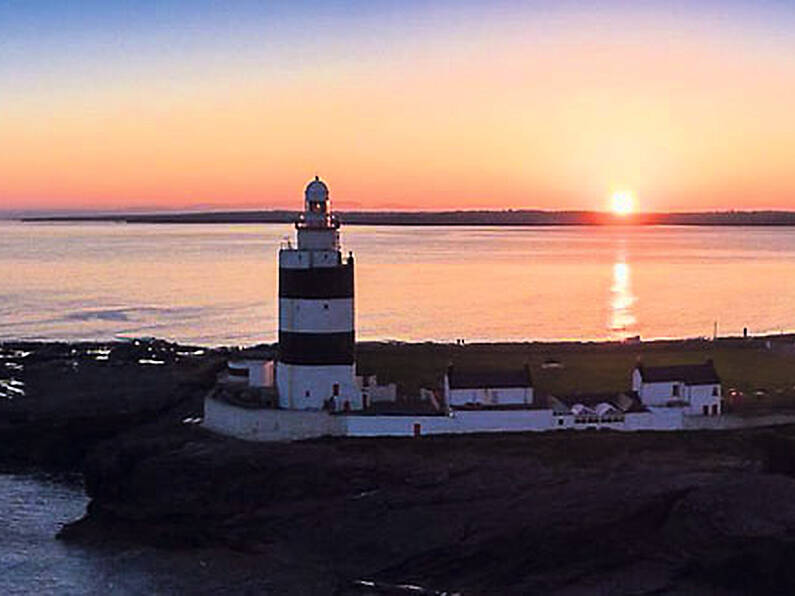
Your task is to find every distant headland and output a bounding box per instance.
[20,209,795,226]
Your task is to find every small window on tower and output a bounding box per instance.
[333,383,340,396]
[323,303,329,310]
[305,390,310,398]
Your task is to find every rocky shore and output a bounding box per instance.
[56,422,795,595]
[6,339,795,593]
[0,340,224,469]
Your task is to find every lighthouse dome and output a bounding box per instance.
[305,176,329,203]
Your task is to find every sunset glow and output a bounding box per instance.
[610,191,636,216]
[1,2,795,212]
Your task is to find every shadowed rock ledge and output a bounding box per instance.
[59,425,795,595]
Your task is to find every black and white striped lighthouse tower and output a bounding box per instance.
[276,177,360,411]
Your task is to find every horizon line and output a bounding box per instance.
[7,207,795,218]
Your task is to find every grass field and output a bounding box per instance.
[356,335,795,414]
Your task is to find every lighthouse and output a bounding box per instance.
[276,177,360,411]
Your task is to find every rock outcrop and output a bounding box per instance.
[61,425,795,594]
[0,341,222,469]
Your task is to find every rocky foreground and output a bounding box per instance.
[59,421,795,595]
[6,340,795,594]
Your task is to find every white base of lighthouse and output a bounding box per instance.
[276,362,360,411]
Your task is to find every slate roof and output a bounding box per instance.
[636,361,720,386]
[447,365,533,389]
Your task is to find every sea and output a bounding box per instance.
[0,473,274,594]
[2,221,795,344]
[3,221,795,592]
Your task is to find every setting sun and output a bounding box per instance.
[610,191,636,216]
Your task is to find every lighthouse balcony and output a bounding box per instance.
[295,212,340,230]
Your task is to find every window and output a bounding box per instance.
[711,404,718,416]
[712,386,719,397]
[305,390,310,397]
[323,303,329,310]
[672,384,680,397]
[333,383,340,396]
[703,405,709,416]
[558,418,564,426]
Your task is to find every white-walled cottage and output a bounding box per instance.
[632,360,722,416]
[444,365,533,408]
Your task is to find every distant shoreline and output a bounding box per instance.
[18,209,795,226]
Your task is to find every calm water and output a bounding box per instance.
[2,221,795,344]
[0,474,91,595]
[0,474,275,594]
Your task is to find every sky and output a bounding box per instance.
[2,1,795,212]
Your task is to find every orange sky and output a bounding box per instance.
[2,3,794,212]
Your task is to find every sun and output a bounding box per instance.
[610,190,636,216]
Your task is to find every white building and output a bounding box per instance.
[444,365,533,408]
[632,360,722,416]
[276,177,361,411]
[225,359,275,388]
[356,372,397,409]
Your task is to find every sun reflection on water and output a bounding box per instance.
[609,254,637,338]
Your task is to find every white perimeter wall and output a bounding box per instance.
[344,409,553,437]
[203,398,795,443]
[203,396,344,441]
[204,400,552,441]
[683,413,795,430]
[642,407,686,430]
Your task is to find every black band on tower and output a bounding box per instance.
[278,331,355,365]
[279,263,353,299]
